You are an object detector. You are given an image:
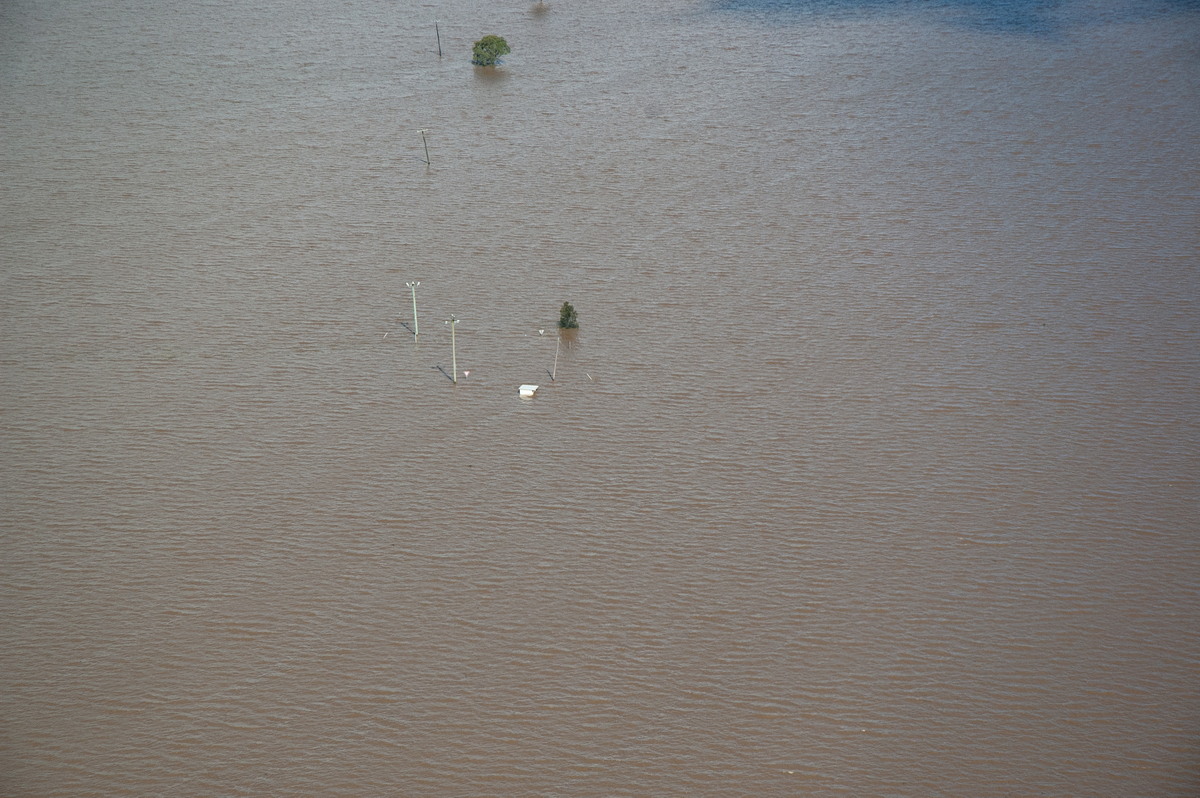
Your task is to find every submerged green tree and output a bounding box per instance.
[558,301,578,329]
[472,35,511,66]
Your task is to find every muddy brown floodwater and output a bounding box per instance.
[2,0,1198,795]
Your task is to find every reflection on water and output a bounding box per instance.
[2,0,1198,795]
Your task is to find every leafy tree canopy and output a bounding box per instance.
[558,301,579,329]
[472,35,511,66]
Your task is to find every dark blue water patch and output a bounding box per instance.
[710,0,1063,35]
[947,0,1063,34]
[711,0,1199,35]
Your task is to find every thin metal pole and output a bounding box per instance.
[419,129,430,165]
[406,280,420,335]
[435,21,442,57]
[447,315,459,383]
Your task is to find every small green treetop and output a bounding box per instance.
[472,35,511,66]
[558,301,578,329]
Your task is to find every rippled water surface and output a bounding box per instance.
[3,0,1198,795]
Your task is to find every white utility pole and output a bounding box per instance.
[406,280,420,336]
[446,315,459,383]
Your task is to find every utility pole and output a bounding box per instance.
[446,315,459,383]
[418,129,430,165]
[406,280,420,336]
